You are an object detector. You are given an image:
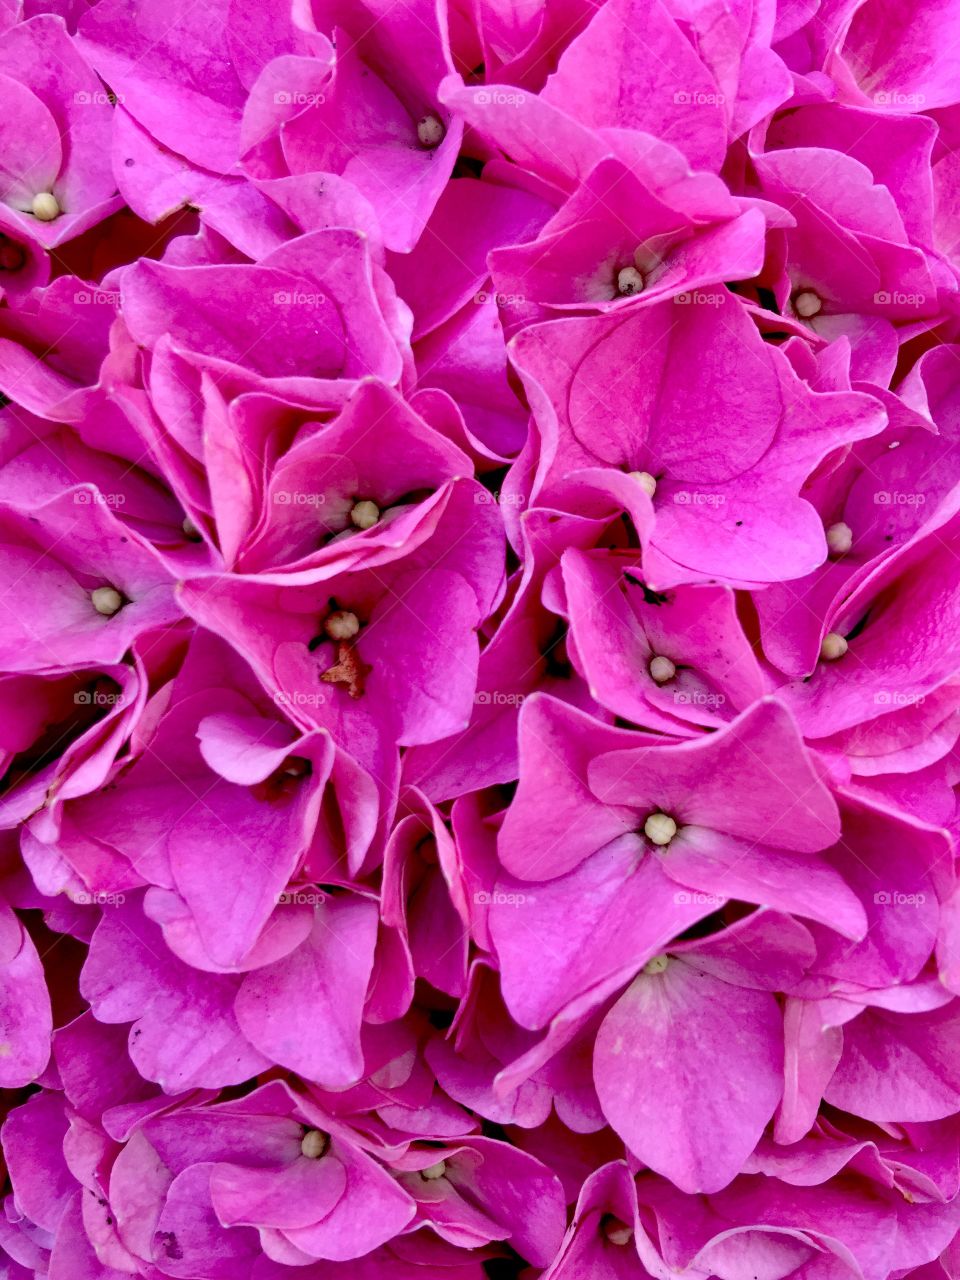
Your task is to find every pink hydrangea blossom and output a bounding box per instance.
[0,0,959,1277]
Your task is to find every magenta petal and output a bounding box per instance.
[589,699,841,852]
[541,0,727,170]
[0,901,51,1086]
[1,3,959,1272]
[1,1091,74,1233]
[0,74,62,207]
[775,997,844,1144]
[153,1163,261,1277]
[498,694,639,882]
[491,833,713,1029]
[825,1005,960,1123]
[280,1142,416,1261]
[594,958,784,1193]
[80,898,270,1090]
[235,897,377,1085]
[78,0,245,174]
[210,1153,347,1230]
[659,826,868,940]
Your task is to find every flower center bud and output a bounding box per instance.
[316,605,372,698]
[617,266,644,297]
[630,471,657,499]
[642,954,670,975]
[324,610,361,641]
[604,1218,634,1246]
[31,192,60,221]
[350,499,380,530]
[825,521,852,556]
[300,1129,329,1159]
[793,290,822,318]
[644,812,677,846]
[91,586,124,617]
[420,1160,447,1180]
[649,655,676,684]
[417,114,444,148]
[182,516,201,541]
[820,631,847,661]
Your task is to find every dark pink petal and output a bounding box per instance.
[594,959,784,1192]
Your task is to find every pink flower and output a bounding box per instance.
[0,0,959,1274]
[0,17,121,269]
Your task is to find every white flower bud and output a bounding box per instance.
[31,192,60,221]
[644,813,677,846]
[649,655,676,684]
[417,115,445,147]
[794,290,822,318]
[324,610,361,641]
[350,500,380,530]
[820,631,848,661]
[91,587,123,616]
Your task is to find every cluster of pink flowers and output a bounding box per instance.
[1,0,960,1276]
